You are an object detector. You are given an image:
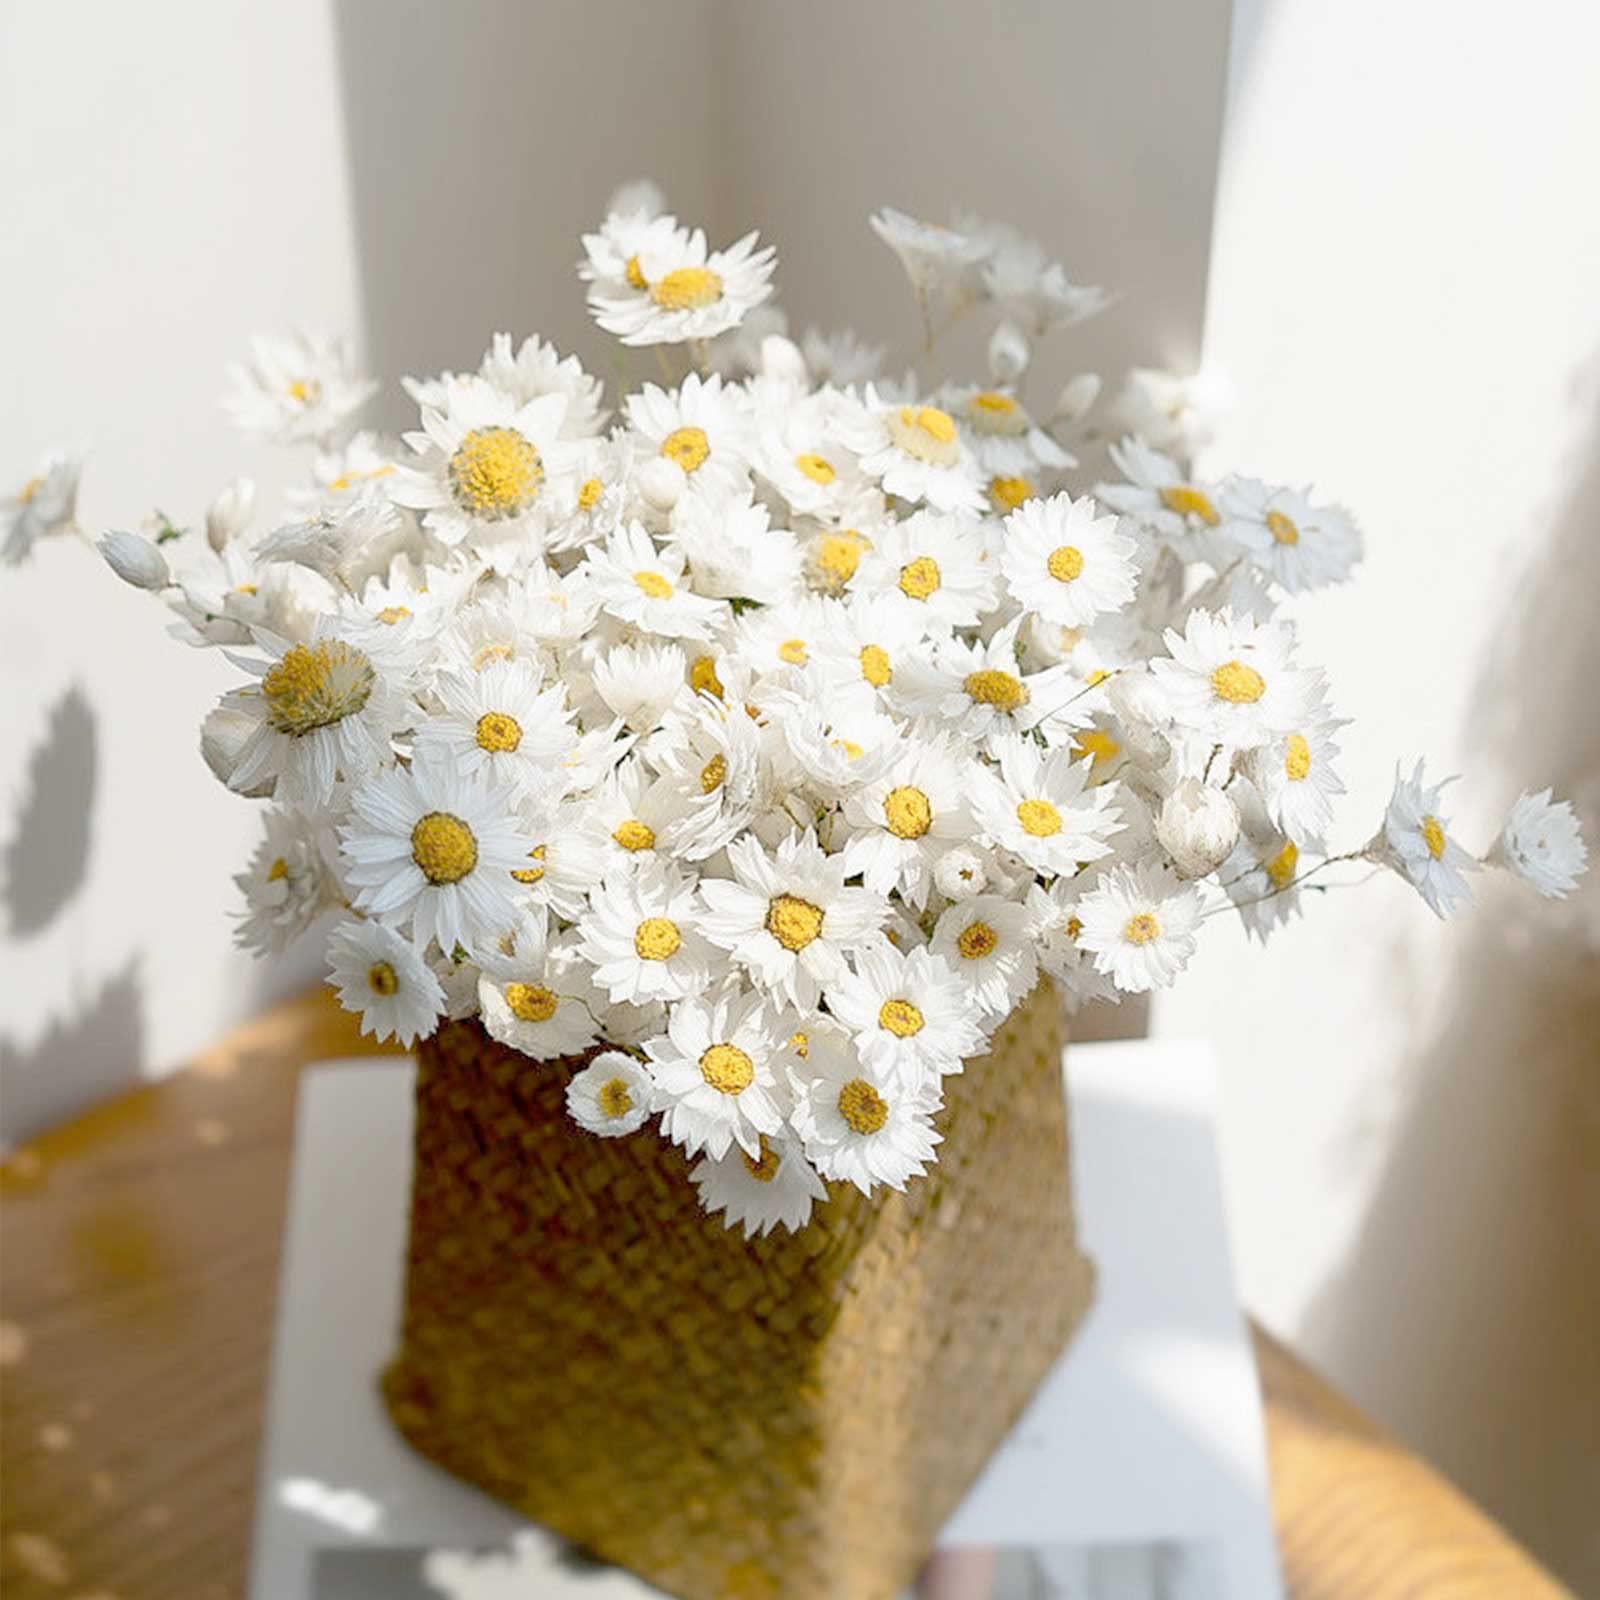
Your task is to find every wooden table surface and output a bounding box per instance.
[0,991,1571,1599]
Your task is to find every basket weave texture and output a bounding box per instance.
[382,977,1096,1600]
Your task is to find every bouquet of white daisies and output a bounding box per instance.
[92,187,1588,1236]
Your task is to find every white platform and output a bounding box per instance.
[249,1042,1283,1599]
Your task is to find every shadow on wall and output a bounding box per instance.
[4,684,96,939]
[0,960,145,1149]
[1300,361,1600,1594]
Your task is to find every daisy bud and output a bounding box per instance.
[934,846,990,901]
[759,334,808,385]
[636,455,685,512]
[99,529,170,591]
[206,477,256,552]
[986,319,1031,384]
[1156,778,1241,879]
[201,706,273,795]
[1052,372,1102,424]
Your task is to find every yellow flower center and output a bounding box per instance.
[699,1042,754,1095]
[1266,509,1299,545]
[964,669,1028,711]
[789,1030,810,1058]
[598,1077,635,1119]
[613,818,656,852]
[505,982,559,1022]
[634,569,675,599]
[267,856,289,882]
[1065,916,1084,941]
[887,404,961,466]
[898,555,942,601]
[1159,484,1219,526]
[262,640,374,736]
[1074,729,1121,767]
[511,843,547,885]
[859,644,892,687]
[651,266,723,311]
[327,463,395,494]
[474,641,516,670]
[778,638,809,666]
[367,961,398,996]
[816,531,866,588]
[838,1078,890,1135]
[448,426,543,519]
[794,452,836,485]
[689,655,725,699]
[287,378,319,404]
[972,390,1019,416]
[475,711,523,753]
[625,254,648,290]
[660,425,710,473]
[957,920,999,960]
[1422,815,1447,860]
[989,476,1035,512]
[832,738,864,761]
[17,475,43,504]
[700,753,727,794]
[1016,798,1063,838]
[1047,545,1085,582]
[578,476,605,510]
[1265,841,1299,889]
[877,998,925,1038]
[766,894,824,952]
[1124,912,1161,945]
[1284,733,1312,782]
[376,604,409,625]
[742,1138,782,1182]
[411,812,479,885]
[883,785,932,840]
[1211,660,1267,704]
[633,917,682,961]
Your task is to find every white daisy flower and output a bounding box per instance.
[754,390,872,519]
[1219,479,1362,592]
[566,1051,654,1137]
[868,208,990,336]
[853,395,986,513]
[644,696,765,861]
[727,595,837,681]
[841,739,976,910]
[576,860,717,1005]
[690,1136,829,1236]
[1376,760,1475,918]
[220,621,411,812]
[415,659,577,799]
[1075,863,1203,993]
[1245,685,1348,845]
[825,941,986,1084]
[669,493,804,606]
[289,431,400,516]
[391,378,577,552]
[477,936,604,1060]
[696,829,887,1012]
[1097,437,1228,565]
[643,987,788,1160]
[1219,830,1307,944]
[790,1039,942,1196]
[1000,492,1137,628]
[1149,608,1310,751]
[580,520,725,641]
[4,450,82,565]
[960,214,1111,338]
[579,758,683,876]
[800,523,877,597]
[625,373,755,505]
[340,761,530,957]
[223,333,376,445]
[588,224,775,347]
[929,895,1039,1020]
[771,682,901,797]
[1488,788,1588,899]
[590,640,690,736]
[931,844,996,902]
[579,209,689,299]
[1108,367,1222,462]
[327,918,445,1046]
[853,509,996,628]
[476,332,607,440]
[944,384,1075,482]
[507,798,606,922]
[810,592,928,705]
[1028,879,1117,1011]
[800,326,886,388]
[233,809,333,956]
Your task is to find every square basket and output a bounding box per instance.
[382,977,1095,1600]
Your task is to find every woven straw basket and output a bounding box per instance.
[382,977,1096,1600]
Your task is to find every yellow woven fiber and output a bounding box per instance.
[382,978,1096,1600]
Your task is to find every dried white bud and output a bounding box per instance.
[759,334,808,385]
[201,706,273,795]
[206,477,256,552]
[933,846,990,901]
[99,529,170,591]
[1052,372,1102,424]
[636,455,685,512]
[986,320,1030,383]
[1156,778,1241,879]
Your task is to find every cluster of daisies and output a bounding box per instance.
[90,188,1587,1236]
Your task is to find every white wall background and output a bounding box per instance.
[1163,0,1600,1589]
